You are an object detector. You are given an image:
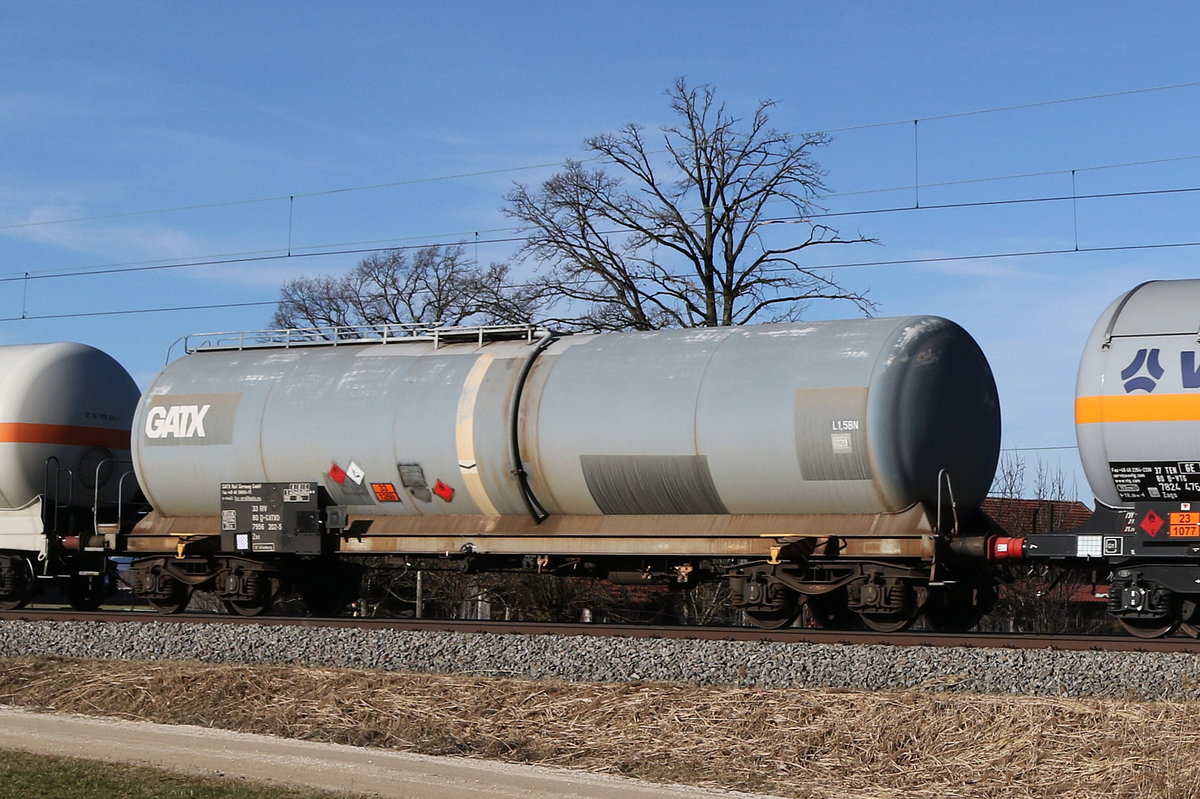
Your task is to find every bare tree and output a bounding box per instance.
[1032,457,1078,503]
[989,452,1079,503]
[504,78,875,330]
[272,244,547,331]
[989,451,1027,499]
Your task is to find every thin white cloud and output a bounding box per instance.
[908,253,1030,280]
[3,207,204,266]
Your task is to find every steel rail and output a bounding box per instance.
[1,608,1198,653]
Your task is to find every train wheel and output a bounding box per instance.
[222,598,271,617]
[745,590,801,630]
[223,577,278,617]
[807,588,863,630]
[854,581,919,633]
[859,608,919,633]
[0,556,35,611]
[1117,617,1179,639]
[147,585,192,614]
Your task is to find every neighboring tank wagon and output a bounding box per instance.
[1076,280,1200,507]
[1017,279,1200,637]
[125,317,1001,628]
[0,342,141,610]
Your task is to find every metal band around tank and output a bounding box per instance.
[456,354,500,515]
[509,333,559,523]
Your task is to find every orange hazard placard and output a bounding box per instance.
[371,483,402,502]
[1169,512,1200,537]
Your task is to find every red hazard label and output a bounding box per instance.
[433,480,455,502]
[1141,510,1164,537]
[371,483,401,502]
[329,463,347,485]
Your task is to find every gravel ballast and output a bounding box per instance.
[0,619,1197,700]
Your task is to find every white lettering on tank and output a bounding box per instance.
[831,419,860,431]
[145,404,212,439]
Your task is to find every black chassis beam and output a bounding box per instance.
[1024,503,1200,565]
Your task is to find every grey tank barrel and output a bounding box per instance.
[132,318,1001,524]
[1076,279,1200,508]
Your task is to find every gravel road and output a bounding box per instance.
[0,706,783,799]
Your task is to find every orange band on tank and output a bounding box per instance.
[0,422,130,450]
[1076,393,1200,424]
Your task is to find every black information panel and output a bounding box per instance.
[220,482,321,555]
[1110,461,1200,502]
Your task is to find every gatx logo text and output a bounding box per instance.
[144,405,211,439]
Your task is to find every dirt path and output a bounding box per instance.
[0,705,781,798]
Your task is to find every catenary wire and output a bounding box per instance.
[9,237,1200,321]
[11,150,1192,281]
[821,80,1200,133]
[5,181,1200,283]
[3,81,1197,233]
[0,300,276,323]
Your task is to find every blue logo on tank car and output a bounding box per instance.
[1182,352,1200,389]
[1120,349,1200,393]
[1121,348,1164,393]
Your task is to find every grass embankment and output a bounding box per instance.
[0,656,1198,799]
[0,749,357,799]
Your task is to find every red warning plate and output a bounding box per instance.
[1169,512,1200,537]
[371,483,402,502]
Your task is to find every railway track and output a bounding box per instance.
[2,608,1197,653]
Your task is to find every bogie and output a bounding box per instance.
[0,555,36,611]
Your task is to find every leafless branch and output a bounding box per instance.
[273,244,551,333]
[503,78,876,329]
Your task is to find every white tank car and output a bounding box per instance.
[1077,279,1200,508]
[132,317,1000,526]
[0,342,139,540]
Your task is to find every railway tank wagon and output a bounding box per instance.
[0,343,141,610]
[1019,279,1200,637]
[126,317,1001,628]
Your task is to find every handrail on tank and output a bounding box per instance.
[41,457,73,540]
[91,459,138,535]
[168,322,550,359]
[42,456,58,543]
[935,468,960,537]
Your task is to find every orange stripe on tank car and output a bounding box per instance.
[0,422,131,450]
[1076,393,1200,424]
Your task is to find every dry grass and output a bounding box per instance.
[0,656,1198,798]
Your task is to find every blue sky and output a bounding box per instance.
[3,1,1200,499]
